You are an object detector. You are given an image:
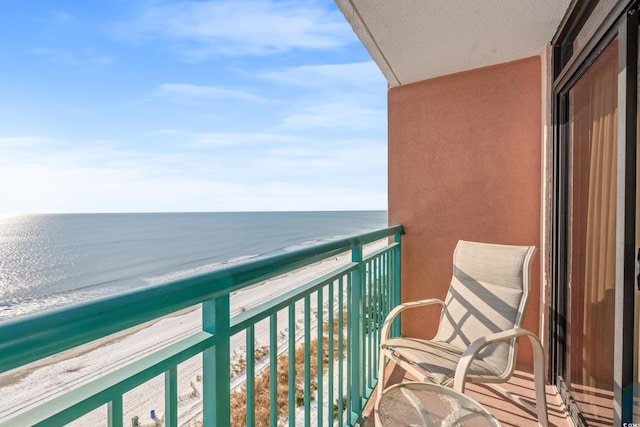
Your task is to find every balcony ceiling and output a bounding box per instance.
[335,0,572,87]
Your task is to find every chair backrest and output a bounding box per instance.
[433,240,537,378]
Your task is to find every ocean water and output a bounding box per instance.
[0,211,387,321]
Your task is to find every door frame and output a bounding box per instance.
[550,2,638,425]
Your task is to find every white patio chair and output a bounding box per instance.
[378,240,548,427]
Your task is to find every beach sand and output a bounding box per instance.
[0,241,386,426]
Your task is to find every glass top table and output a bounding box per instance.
[375,382,502,427]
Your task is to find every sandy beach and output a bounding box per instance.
[0,241,386,426]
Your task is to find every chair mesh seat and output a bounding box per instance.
[384,337,501,385]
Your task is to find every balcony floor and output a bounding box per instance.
[361,362,573,427]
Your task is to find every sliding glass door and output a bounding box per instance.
[552,3,639,425]
[565,38,618,427]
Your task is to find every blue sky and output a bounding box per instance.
[0,0,387,214]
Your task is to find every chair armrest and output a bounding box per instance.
[453,328,548,427]
[453,327,542,391]
[380,298,444,343]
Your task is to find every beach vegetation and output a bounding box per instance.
[229,312,348,426]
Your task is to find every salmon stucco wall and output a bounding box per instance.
[388,56,542,366]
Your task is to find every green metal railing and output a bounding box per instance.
[0,225,403,426]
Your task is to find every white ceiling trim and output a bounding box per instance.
[336,0,401,86]
[335,0,572,87]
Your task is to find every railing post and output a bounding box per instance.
[269,314,278,427]
[165,366,178,427]
[349,245,364,423]
[202,294,231,427]
[107,397,123,427]
[288,304,296,427]
[392,233,402,337]
[246,325,255,427]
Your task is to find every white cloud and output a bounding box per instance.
[154,83,269,103]
[258,62,384,88]
[30,48,114,66]
[254,63,387,133]
[52,11,75,26]
[277,102,386,132]
[0,167,384,213]
[117,0,354,58]
[0,137,58,148]
[54,105,98,118]
[149,129,299,147]
[0,134,386,213]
